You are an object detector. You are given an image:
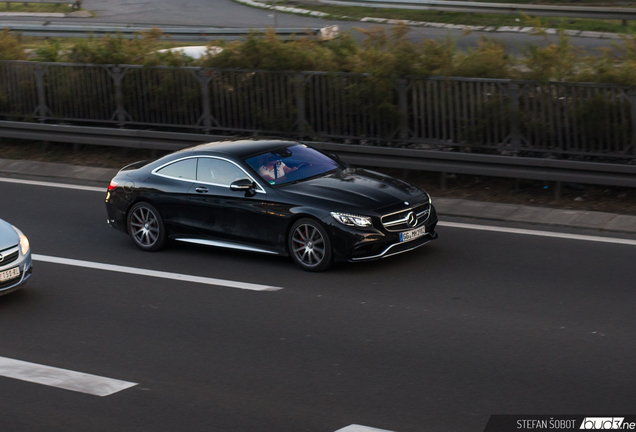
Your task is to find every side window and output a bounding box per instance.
[197,158,247,187]
[155,158,197,180]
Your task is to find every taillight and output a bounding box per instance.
[108,180,118,191]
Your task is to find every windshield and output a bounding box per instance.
[244,144,341,186]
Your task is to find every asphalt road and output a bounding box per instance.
[1,176,635,432]
[80,0,626,53]
[0,0,622,54]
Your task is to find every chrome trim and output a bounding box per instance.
[417,209,430,220]
[381,204,430,231]
[151,155,266,194]
[175,238,279,255]
[383,211,417,227]
[350,236,432,261]
[0,245,18,254]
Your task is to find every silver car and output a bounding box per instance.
[0,219,32,296]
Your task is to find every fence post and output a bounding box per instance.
[397,78,409,145]
[33,63,47,122]
[507,81,521,152]
[294,74,307,139]
[630,89,636,155]
[112,66,127,127]
[198,69,213,134]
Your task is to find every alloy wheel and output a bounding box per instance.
[127,203,166,251]
[291,223,326,268]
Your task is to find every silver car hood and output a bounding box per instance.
[0,219,19,251]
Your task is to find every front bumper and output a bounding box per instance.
[0,247,33,296]
[327,204,439,263]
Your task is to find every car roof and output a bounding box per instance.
[178,139,301,159]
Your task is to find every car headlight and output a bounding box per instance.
[330,212,373,228]
[11,225,30,255]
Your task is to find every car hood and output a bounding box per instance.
[276,168,427,212]
[0,219,19,251]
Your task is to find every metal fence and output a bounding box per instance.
[1,61,635,159]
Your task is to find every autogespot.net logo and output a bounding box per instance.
[580,418,635,429]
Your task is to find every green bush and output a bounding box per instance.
[0,29,27,61]
[6,24,636,86]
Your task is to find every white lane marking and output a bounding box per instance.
[335,425,396,432]
[32,254,283,291]
[438,221,636,246]
[0,177,104,192]
[0,356,137,397]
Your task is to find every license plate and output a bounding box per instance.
[400,226,427,242]
[0,267,20,283]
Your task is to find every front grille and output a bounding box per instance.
[381,202,430,232]
[0,250,19,267]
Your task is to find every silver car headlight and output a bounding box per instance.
[331,212,372,228]
[11,225,30,255]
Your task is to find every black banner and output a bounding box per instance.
[484,416,636,432]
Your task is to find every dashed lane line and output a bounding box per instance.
[438,221,636,246]
[32,254,283,291]
[0,356,137,397]
[0,177,105,192]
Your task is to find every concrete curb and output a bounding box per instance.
[1,158,635,234]
[0,10,92,18]
[232,0,629,40]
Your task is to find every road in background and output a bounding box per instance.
[0,0,620,54]
[0,177,634,431]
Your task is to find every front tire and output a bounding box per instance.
[127,202,167,251]
[288,218,333,272]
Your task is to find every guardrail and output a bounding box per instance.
[1,120,635,188]
[317,0,636,22]
[0,22,330,41]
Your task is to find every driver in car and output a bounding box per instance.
[259,154,297,181]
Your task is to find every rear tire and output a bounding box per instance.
[127,202,167,251]
[288,218,333,272]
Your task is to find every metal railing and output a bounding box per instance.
[317,0,636,21]
[0,22,330,41]
[1,120,635,187]
[1,61,635,161]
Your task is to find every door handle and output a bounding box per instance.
[195,187,209,193]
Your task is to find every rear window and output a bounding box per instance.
[155,158,197,180]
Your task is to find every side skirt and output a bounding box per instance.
[174,238,280,255]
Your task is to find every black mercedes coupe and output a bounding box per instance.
[105,140,438,271]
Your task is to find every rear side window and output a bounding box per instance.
[197,158,247,186]
[155,158,197,180]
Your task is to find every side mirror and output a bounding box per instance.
[230,178,256,196]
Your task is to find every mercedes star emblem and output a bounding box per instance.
[406,211,417,227]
